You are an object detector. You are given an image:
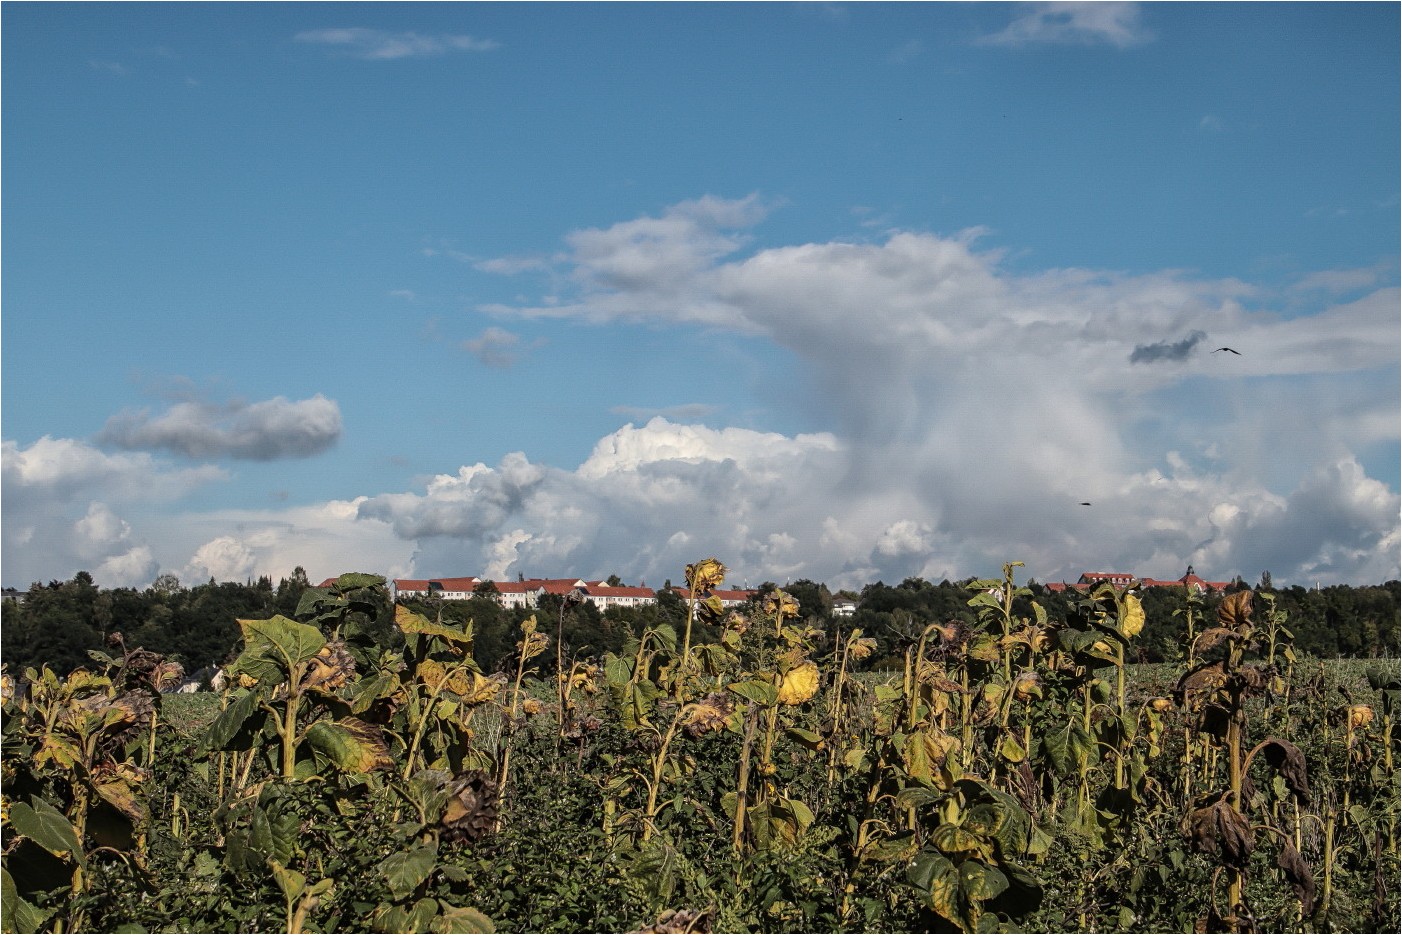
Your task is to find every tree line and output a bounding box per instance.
[2,568,1397,678]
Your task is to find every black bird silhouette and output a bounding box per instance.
[1212,347,1242,355]
[1079,502,1092,506]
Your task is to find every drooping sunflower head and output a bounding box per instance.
[764,589,800,621]
[777,661,820,706]
[1348,704,1375,729]
[685,558,727,593]
[461,672,502,706]
[300,641,357,694]
[1011,670,1042,702]
[848,637,877,661]
[683,692,735,737]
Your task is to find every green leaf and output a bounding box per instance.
[863,830,919,863]
[603,653,632,687]
[9,797,82,864]
[238,615,326,675]
[304,718,392,773]
[1041,726,1072,776]
[960,860,1009,902]
[998,733,1026,763]
[728,678,778,707]
[894,785,942,812]
[908,850,962,923]
[373,898,441,934]
[434,905,496,934]
[2,867,53,934]
[379,844,438,902]
[618,679,662,731]
[249,795,299,869]
[268,859,307,903]
[396,605,475,646]
[349,671,399,715]
[202,687,263,752]
[335,572,386,591]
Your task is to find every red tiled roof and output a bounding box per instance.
[394,576,480,592]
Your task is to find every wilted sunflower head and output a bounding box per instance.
[461,672,501,706]
[1150,697,1175,713]
[518,629,550,662]
[566,663,601,694]
[521,697,543,716]
[300,641,357,694]
[764,590,800,621]
[1011,671,1042,702]
[683,692,735,737]
[848,637,878,661]
[724,611,751,635]
[685,558,727,593]
[777,661,820,706]
[150,660,186,693]
[1348,704,1375,729]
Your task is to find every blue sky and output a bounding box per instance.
[4,2,1398,591]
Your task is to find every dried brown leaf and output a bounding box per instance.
[1216,590,1254,630]
[1260,738,1311,805]
[1276,836,1317,915]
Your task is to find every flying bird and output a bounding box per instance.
[1212,347,1242,355]
[1079,502,1092,506]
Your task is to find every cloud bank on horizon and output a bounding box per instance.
[5,198,1396,590]
[2,3,1397,592]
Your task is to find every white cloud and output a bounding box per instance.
[977,2,1151,48]
[1,437,229,587]
[449,197,1399,587]
[184,536,258,583]
[5,199,1394,592]
[2,436,225,500]
[294,28,499,60]
[98,394,342,460]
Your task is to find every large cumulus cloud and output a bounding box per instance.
[437,196,1398,587]
[1,437,225,587]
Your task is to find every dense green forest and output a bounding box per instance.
[3,568,1397,678]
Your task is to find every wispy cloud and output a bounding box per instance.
[97,393,342,461]
[462,327,543,369]
[1291,265,1392,295]
[294,28,499,60]
[610,403,719,422]
[88,59,129,76]
[977,2,1151,48]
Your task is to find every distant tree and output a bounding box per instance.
[474,580,500,596]
[606,574,623,587]
[151,573,183,595]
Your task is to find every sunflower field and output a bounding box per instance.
[3,562,1397,933]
